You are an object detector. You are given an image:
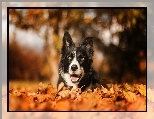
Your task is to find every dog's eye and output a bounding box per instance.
[68,56,72,60]
[81,57,85,61]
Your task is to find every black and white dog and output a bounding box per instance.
[58,31,99,91]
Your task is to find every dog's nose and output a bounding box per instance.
[71,64,78,71]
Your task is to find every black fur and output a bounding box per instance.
[58,31,99,91]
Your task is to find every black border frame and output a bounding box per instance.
[7,7,147,112]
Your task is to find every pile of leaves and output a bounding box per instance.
[9,82,146,111]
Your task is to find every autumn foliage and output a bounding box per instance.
[9,82,146,111]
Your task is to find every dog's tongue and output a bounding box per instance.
[71,77,78,82]
[71,74,79,82]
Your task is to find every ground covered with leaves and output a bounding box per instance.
[9,81,146,111]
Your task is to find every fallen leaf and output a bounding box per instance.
[123,91,137,103]
[57,82,64,92]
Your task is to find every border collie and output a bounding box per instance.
[58,31,99,91]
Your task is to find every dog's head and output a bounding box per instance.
[59,31,94,87]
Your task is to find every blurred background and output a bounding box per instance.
[7,7,146,87]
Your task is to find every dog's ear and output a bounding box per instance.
[61,31,75,54]
[80,37,94,58]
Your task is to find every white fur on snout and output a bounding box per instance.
[69,51,84,76]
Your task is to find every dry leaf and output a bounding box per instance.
[101,86,108,93]
[58,89,70,98]
[124,83,132,91]
[138,84,146,96]
[57,82,64,92]
[38,82,45,94]
[123,91,137,103]
[45,83,57,94]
